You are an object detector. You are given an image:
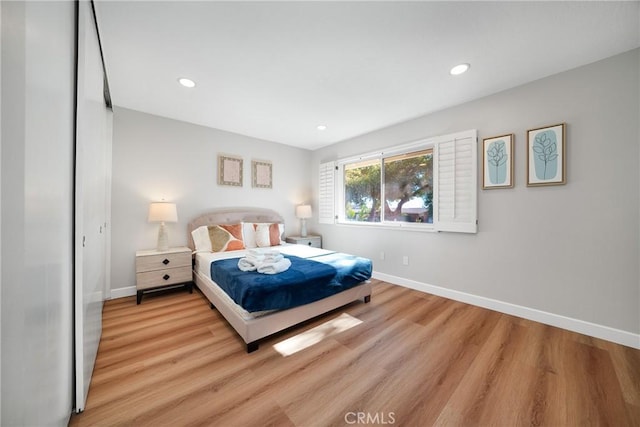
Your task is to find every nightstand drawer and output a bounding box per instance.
[135,251,191,273]
[136,265,192,290]
[286,235,322,248]
[293,238,317,247]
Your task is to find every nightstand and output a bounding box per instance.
[135,246,193,304]
[286,235,322,248]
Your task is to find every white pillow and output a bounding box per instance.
[191,225,212,252]
[254,224,272,248]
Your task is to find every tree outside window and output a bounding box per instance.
[344,160,381,222]
[384,150,432,223]
[344,149,433,224]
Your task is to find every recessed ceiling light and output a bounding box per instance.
[317,125,327,131]
[178,77,196,88]
[450,63,470,76]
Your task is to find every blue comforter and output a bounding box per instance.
[210,253,372,312]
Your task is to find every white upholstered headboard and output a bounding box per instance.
[187,207,284,250]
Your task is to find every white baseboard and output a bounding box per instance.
[110,285,136,300]
[372,271,640,350]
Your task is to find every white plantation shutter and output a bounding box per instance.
[319,161,336,224]
[433,130,478,233]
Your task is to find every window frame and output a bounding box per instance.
[320,129,478,233]
[337,140,434,230]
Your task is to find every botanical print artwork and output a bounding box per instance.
[487,139,508,185]
[527,123,566,186]
[532,130,558,180]
[482,133,513,189]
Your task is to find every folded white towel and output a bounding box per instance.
[257,258,291,275]
[238,257,260,272]
[246,253,265,262]
[263,254,284,263]
[249,248,280,256]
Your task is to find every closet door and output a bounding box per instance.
[74,0,111,412]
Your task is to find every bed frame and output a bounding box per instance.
[188,207,372,353]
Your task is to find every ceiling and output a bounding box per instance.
[95,1,639,150]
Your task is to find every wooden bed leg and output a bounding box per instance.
[209,302,216,310]
[247,342,259,353]
[364,295,371,303]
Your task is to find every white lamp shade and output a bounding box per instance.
[296,204,312,219]
[148,202,178,223]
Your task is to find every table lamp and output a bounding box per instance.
[148,202,178,251]
[296,204,312,237]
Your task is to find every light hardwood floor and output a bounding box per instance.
[70,280,640,426]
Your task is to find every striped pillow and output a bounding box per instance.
[254,223,282,247]
[243,222,284,248]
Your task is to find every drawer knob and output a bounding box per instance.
[163,274,170,281]
[162,259,170,265]
[307,241,312,246]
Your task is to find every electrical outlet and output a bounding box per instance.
[402,255,409,265]
[380,251,385,260]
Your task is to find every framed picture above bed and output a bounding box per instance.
[218,154,243,187]
[252,160,272,189]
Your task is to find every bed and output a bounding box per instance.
[188,207,372,353]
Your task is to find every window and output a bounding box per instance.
[383,149,433,224]
[343,150,432,224]
[344,158,381,222]
[319,129,477,233]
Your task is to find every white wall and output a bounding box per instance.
[312,49,640,342]
[1,1,75,425]
[110,108,313,294]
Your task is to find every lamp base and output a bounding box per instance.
[300,218,308,238]
[157,222,169,251]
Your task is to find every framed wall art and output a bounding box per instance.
[252,160,272,189]
[218,154,243,187]
[482,133,514,189]
[527,123,566,186]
